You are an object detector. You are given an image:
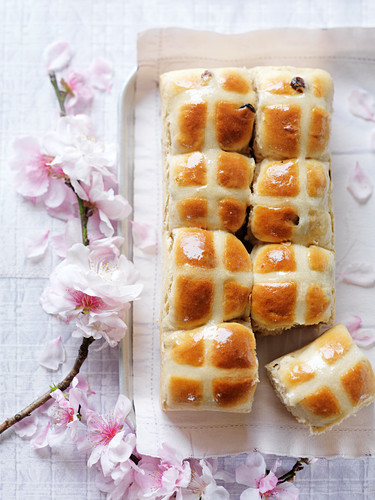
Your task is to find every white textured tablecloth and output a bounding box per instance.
[1,1,375,499]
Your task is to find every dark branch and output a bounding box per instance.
[277,458,309,483]
[0,336,95,435]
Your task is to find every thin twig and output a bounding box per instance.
[0,336,95,435]
[77,195,90,246]
[49,72,67,116]
[277,458,307,484]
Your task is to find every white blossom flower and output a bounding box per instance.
[43,114,117,186]
[40,240,142,346]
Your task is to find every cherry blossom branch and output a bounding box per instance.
[0,74,100,435]
[0,336,95,435]
[65,179,91,246]
[277,458,312,484]
[49,72,67,117]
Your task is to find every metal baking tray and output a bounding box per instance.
[118,68,137,407]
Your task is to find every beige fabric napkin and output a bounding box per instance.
[131,27,375,458]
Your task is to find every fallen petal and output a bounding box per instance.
[351,329,375,348]
[347,162,373,203]
[14,414,38,438]
[348,89,375,121]
[24,230,50,262]
[43,40,73,73]
[39,336,66,371]
[88,57,114,92]
[340,263,375,287]
[344,314,362,334]
[52,218,82,258]
[131,220,157,254]
[31,422,50,449]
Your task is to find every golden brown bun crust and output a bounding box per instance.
[260,104,301,159]
[251,206,299,242]
[217,152,252,189]
[302,387,341,418]
[173,275,214,329]
[308,107,330,158]
[169,376,203,406]
[252,282,297,327]
[174,228,216,269]
[251,244,334,333]
[265,324,375,433]
[253,244,297,273]
[216,101,255,152]
[341,360,375,406]
[173,152,207,186]
[161,322,259,412]
[256,159,299,197]
[213,378,256,408]
[218,199,247,232]
[224,233,252,272]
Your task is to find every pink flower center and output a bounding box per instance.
[69,290,106,314]
[36,153,65,179]
[91,417,123,445]
[54,406,74,426]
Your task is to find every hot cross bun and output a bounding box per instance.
[161,322,259,412]
[251,67,333,162]
[166,150,254,232]
[251,243,335,334]
[248,158,333,249]
[160,67,256,155]
[265,324,375,433]
[161,228,252,332]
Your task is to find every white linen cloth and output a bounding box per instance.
[1,1,375,498]
[132,27,375,460]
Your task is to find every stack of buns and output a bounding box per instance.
[160,68,259,412]
[158,66,375,431]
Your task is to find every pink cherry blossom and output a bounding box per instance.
[40,375,93,447]
[40,241,142,345]
[131,220,158,253]
[348,89,375,121]
[88,57,114,92]
[43,114,117,187]
[39,336,65,370]
[131,444,191,500]
[75,172,132,238]
[43,40,73,73]
[78,394,135,476]
[90,236,123,260]
[63,69,94,115]
[182,459,230,499]
[73,309,129,347]
[24,229,50,262]
[11,136,65,196]
[236,453,299,500]
[347,162,373,203]
[95,460,137,500]
[10,136,76,220]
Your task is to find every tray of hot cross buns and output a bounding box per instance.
[122,27,375,459]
